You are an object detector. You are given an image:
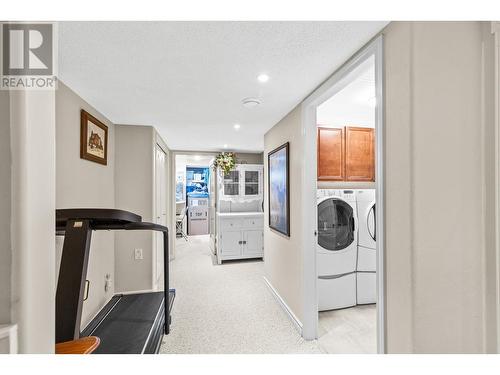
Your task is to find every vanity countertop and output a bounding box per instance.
[216,212,264,217]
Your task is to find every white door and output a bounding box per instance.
[244,230,263,256]
[154,144,167,290]
[220,230,242,257]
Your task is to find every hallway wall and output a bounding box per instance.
[114,125,156,292]
[55,82,116,328]
[263,105,304,324]
[383,21,497,353]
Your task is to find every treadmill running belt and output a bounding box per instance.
[86,292,164,354]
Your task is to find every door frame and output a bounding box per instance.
[300,35,386,353]
[169,150,217,258]
[152,140,169,291]
[492,21,500,353]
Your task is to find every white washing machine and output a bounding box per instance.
[317,189,358,311]
[356,189,376,304]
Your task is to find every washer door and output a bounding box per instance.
[317,198,354,251]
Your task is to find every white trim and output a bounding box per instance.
[374,36,386,354]
[0,324,18,354]
[300,36,385,351]
[170,150,218,261]
[152,140,169,291]
[492,21,500,354]
[263,277,303,335]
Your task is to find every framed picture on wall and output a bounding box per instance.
[268,142,290,236]
[80,109,108,165]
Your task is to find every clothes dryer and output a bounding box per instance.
[355,189,376,304]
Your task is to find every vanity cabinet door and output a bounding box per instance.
[219,230,242,257]
[243,230,263,257]
[317,127,344,181]
[345,126,375,182]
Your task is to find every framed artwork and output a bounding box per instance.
[80,109,108,165]
[268,142,290,236]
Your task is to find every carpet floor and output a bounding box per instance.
[160,235,323,354]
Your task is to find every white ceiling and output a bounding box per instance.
[58,21,387,152]
[317,55,375,128]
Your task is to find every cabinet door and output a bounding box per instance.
[243,230,263,257]
[220,230,242,257]
[345,127,375,181]
[243,169,261,197]
[317,127,344,181]
[222,169,240,197]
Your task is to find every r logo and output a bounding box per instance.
[2,23,53,76]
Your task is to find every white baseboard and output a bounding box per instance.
[263,276,303,335]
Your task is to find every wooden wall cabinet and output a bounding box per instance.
[345,126,375,182]
[317,126,375,182]
[317,127,344,181]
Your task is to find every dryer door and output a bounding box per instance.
[317,198,354,251]
[367,202,376,241]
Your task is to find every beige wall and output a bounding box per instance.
[0,90,11,327]
[114,125,155,292]
[263,105,304,323]
[263,21,497,353]
[383,21,497,353]
[237,152,264,164]
[55,82,116,328]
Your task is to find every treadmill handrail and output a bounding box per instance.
[55,208,170,346]
[56,221,168,233]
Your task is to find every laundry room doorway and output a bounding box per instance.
[301,36,385,353]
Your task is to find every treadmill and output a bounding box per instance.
[55,208,175,354]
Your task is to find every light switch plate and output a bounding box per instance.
[134,248,143,260]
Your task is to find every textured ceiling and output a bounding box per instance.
[58,21,387,152]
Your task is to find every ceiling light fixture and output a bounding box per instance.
[257,73,269,83]
[223,144,228,148]
[233,124,241,130]
[242,97,261,108]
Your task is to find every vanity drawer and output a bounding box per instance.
[243,217,263,229]
[219,218,243,230]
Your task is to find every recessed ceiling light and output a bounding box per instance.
[233,124,241,130]
[242,97,261,108]
[223,144,228,148]
[257,73,269,83]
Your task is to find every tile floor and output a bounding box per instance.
[318,304,377,353]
